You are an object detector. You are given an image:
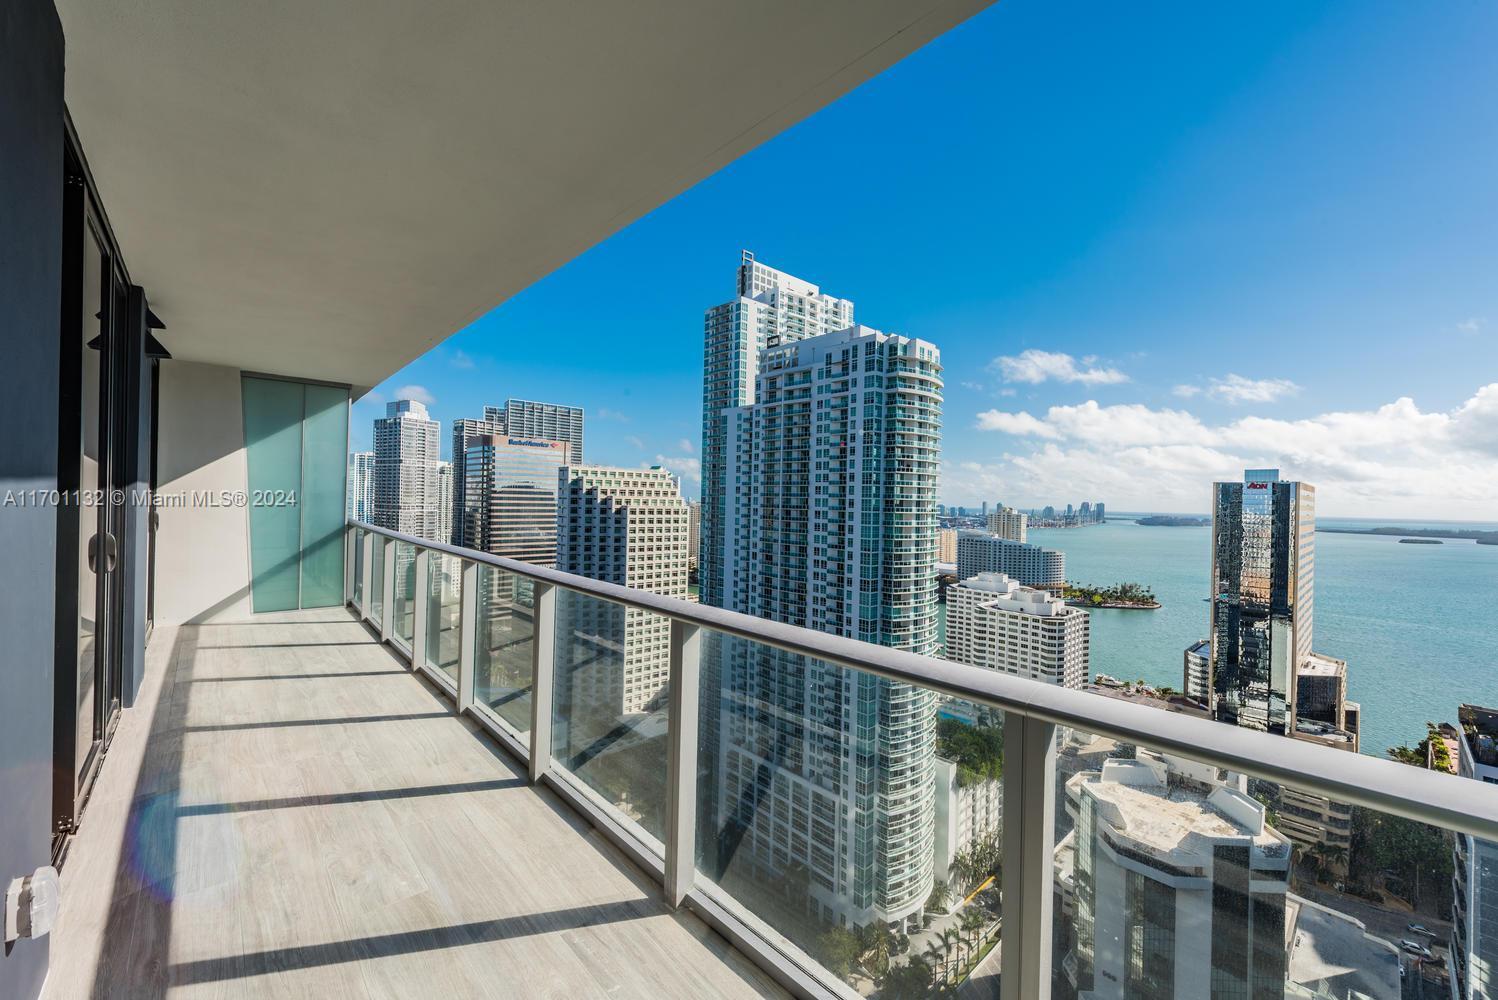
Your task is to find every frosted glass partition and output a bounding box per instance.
[241,376,349,612]
[299,383,349,607]
[241,377,304,612]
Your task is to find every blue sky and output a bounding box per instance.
[354,0,1498,517]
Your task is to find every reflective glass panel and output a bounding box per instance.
[551,588,671,845]
[392,541,416,646]
[473,565,534,735]
[426,552,462,683]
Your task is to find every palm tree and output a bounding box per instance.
[961,908,984,962]
[923,940,946,986]
[866,925,892,978]
[941,927,961,978]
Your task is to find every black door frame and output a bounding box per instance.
[52,125,143,856]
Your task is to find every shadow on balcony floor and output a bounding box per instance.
[44,608,783,1000]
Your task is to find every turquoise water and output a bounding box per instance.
[1026,518,1498,758]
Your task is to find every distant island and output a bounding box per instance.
[1399,538,1442,545]
[1063,581,1160,610]
[1136,515,1211,527]
[1320,525,1498,545]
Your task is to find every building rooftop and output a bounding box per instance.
[1070,758,1285,860]
[1299,652,1348,678]
[956,572,1074,617]
[1285,894,1401,1000]
[1459,703,1498,768]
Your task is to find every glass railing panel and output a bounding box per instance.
[551,588,671,847]
[368,536,384,627]
[425,551,462,683]
[472,565,534,737]
[693,629,996,997]
[1051,723,1459,1000]
[352,527,364,608]
[392,540,416,646]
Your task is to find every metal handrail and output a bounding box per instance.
[349,519,1498,841]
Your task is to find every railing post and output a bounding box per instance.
[457,560,477,713]
[528,582,556,783]
[380,537,395,645]
[1001,712,1056,1000]
[412,548,430,669]
[360,531,373,619]
[664,620,701,908]
[344,526,356,604]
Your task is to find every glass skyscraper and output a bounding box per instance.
[1209,469,1315,735]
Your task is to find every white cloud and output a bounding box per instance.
[391,384,435,406]
[449,349,476,370]
[625,435,645,450]
[1205,374,1300,405]
[650,454,700,488]
[991,349,1129,386]
[1172,384,1202,398]
[678,438,695,454]
[980,401,1211,447]
[596,407,631,422]
[951,384,1498,518]
[1457,317,1483,334]
[975,410,1059,437]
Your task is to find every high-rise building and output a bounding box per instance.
[698,251,854,610]
[373,399,440,538]
[1452,704,1498,1000]
[986,506,1028,543]
[346,451,374,523]
[1062,751,1292,999]
[503,398,584,462]
[956,530,1065,593]
[1094,502,1106,523]
[1206,469,1357,859]
[451,414,504,546]
[686,500,701,573]
[1209,468,1316,734]
[432,460,453,546]
[462,433,570,566]
[933,756,1002,886]
[554,465,689,715]
[701,255,941,929]
[1182,638,1211,702]
[450,398,581,548]
[946,572,1089,689]
[937,527,958,564]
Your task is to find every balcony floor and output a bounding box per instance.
[44,608,782,1000]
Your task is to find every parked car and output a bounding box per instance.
[1408,923,1435,936]
[1400,940,1434,959]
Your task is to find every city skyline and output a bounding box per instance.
[347,0,1498,519]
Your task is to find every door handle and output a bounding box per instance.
[104,533,118,573]
[87,533,99,573]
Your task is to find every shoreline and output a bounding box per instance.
[1064,599,1160,611]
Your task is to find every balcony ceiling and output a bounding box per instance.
[57,0,990,391]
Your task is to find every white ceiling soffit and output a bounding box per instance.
[58,0,992,391]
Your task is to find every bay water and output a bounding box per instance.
[1024,516,1498,758]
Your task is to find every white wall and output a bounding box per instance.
[154,360,253,624]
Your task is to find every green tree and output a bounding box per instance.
[927,878,951,914]
[882,958,931,999]
[816,926,860,979]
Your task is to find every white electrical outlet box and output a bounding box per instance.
[5,867,60,943]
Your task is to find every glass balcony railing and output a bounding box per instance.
[344,519,1498,1000]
